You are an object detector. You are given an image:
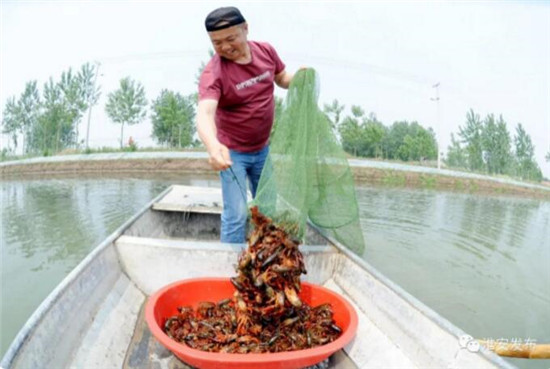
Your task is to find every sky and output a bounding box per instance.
[1,0,549,178]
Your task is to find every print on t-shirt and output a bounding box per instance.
[235,71,271,90]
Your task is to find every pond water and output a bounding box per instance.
[1,173,549,368]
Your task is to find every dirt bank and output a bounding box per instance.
[352,167,550,199]
[2,156,549,200]
[0,157,212,175]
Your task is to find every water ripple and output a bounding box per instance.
[2,177,549,367]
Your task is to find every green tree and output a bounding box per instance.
[382,121,412,160]
[18,81,42,153]
[422,127,439,161]
[1,96,23,152]
[395,122,437,161]
[546,150,549,162]
[350,105,365,119]
[362,113,386,158]
[338,108,393,159]
[481,114,512,175]
[339,105,366,156]
[339,105,372,157]
[339,115,363,156]
[513,123,542,181]
[494,115,512,174]
[459,109,484,171]
[32,78,73,154]
[151,90,195,148]
[413,126,437,161]
[323,99,345,134]
[2,63,98,154]
[27,64,100,154]
[58,68,87,147]
[76,62,101,145]
[105,77,147,148]
[404,123,425,160]
[446,133,467,168]
[481,113,499,174]
[376,121,437,161]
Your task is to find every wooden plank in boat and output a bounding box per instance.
[124,302,359,369]
[153,186,224,214]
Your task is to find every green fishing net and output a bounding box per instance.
[252,69,365,255]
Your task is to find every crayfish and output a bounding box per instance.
[164,206,342,353]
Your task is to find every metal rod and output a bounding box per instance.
[228,166,248,204]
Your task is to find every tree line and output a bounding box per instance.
[323,100,438,162]
[2,63,100,156]
[2,60,547,182]
[321,101,545,182]
[2,63,197,156]
[446,109,543,181]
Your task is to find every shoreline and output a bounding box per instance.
[1,152,549,199]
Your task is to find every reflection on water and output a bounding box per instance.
[1,174,549,369]
[358,187,550,369]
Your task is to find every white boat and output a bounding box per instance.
[1,185,516,369]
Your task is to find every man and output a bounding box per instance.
[197,6,295,243]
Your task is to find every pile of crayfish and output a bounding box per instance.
[164,206,342,353]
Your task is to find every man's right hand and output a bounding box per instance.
[207,143,232,171]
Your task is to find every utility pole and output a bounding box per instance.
[431,82,441,170]
[85,61,101,150]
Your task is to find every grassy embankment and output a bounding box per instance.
[1,148,549,199]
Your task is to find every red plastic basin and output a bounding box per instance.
[145,277,358,369]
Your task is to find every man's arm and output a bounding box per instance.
[274,70,294,89]
[196,99,232,170]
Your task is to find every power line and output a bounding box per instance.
[96,49,434,86]
[99,50,206,64]
[284,53,434,86]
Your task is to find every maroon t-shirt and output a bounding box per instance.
[198,41,286,152]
